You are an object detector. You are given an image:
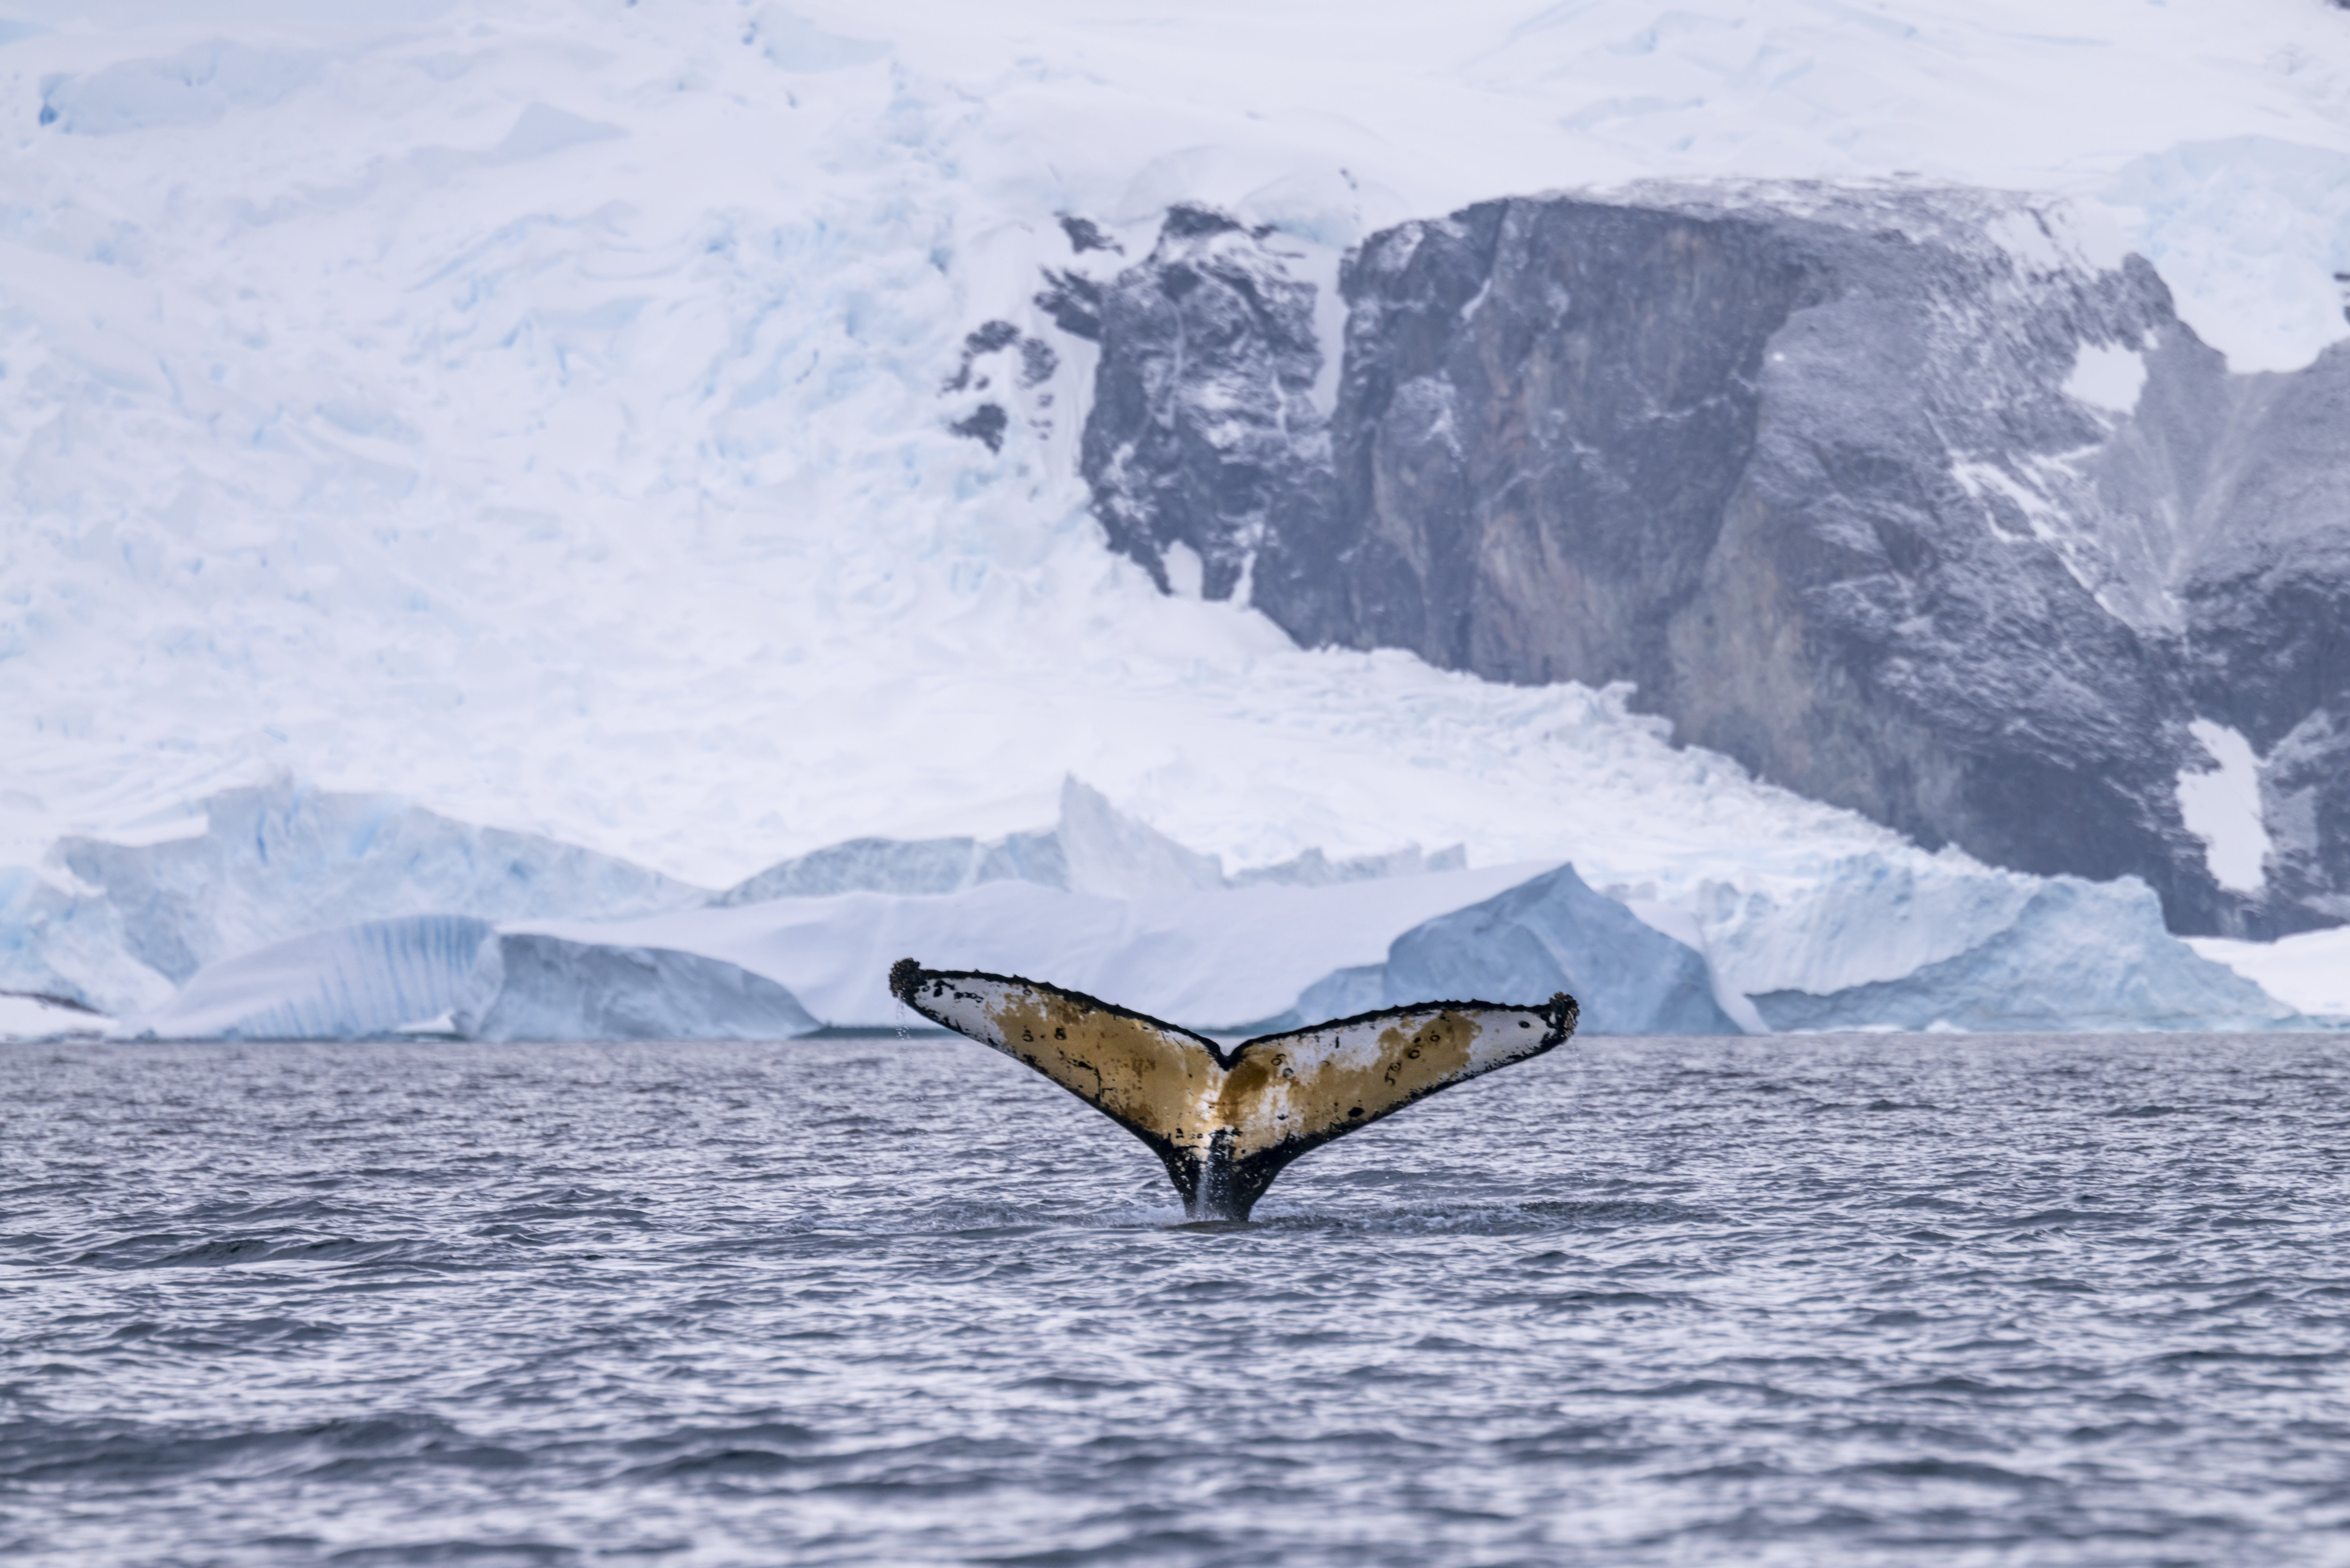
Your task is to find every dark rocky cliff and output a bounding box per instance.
[1051,186,2350,937]
[1048,205,1334,599]
[2179,345,2350,923]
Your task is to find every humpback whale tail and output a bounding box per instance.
[890,958,1578,1221]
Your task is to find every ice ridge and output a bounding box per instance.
[1260,864,1743,1037]
[717,777,1463,903]
[27,782,704,1013]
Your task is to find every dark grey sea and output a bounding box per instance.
[6,1034,2350,1566]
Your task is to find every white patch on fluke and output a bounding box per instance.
[2176,720,2271,896]
[2064,342,2148,415]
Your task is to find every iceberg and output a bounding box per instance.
[85,816,1551,1041]
[515,858,1556,1034]
[2189,926,2350,1022]
[131,916,495,1042]
[47,780,2324,1042]
[1751,877,2294,1032]
[1268,862,2308,1037]
[456,934,820,1043]
[1268,864,1743,1036]
[126,915,823,1043]
[0,865,173,1018]
[32,783,702,1013]
[715,778,1455,905]
[10,777,1552,1038]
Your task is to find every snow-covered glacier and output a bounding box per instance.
[3,1,2347,1039]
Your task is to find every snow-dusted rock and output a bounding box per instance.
[1071,205,1336,601]
[1066,188,2350,941]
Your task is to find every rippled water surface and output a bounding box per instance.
[8,1034,2350,1565]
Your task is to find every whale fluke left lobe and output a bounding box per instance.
[892,961,1577,1220]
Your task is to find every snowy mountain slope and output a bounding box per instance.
[1,1,2347,1028]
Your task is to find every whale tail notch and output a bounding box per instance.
[890,958,1577,1220]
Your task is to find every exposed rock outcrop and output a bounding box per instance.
[1057,188,2350,936]
[1066,204,1335,599]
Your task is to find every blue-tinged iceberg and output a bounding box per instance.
[0,865,170,1018]
[513,857,1555,1034]
[1750,877,2293,1032]
[713,777,1461,904]
[1269,864,1744,1036]
[131,915,495,1041]
[456,933,820,1042]
[16,783,704,1015]
[127,916,824,1043]
[16,783,2318,1043]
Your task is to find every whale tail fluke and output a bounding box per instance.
[890,960,1577,1220]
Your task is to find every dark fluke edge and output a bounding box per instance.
[890,957,1577,1221]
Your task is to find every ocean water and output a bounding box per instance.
[5,1034,2349,1566]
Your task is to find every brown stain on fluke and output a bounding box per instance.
[892,958,1579,1221]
